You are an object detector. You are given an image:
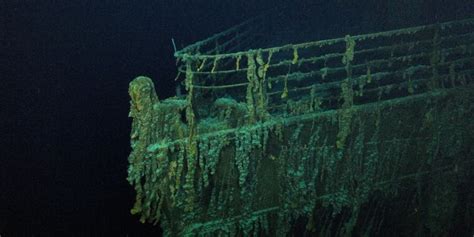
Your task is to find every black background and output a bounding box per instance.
[1,0,472,235]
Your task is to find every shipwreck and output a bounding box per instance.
[127,8,474,236]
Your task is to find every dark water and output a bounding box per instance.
[1,0,473,236]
